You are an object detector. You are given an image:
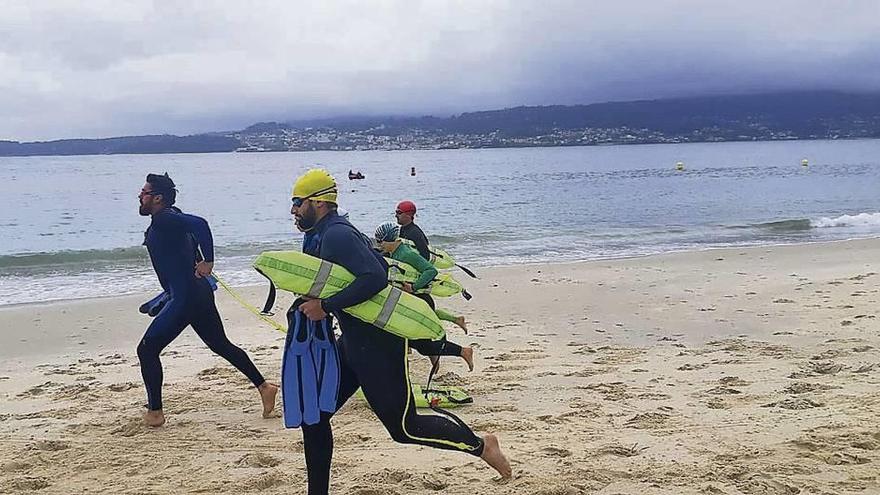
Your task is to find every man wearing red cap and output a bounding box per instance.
[395,200,430,261]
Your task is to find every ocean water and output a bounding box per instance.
[2,139,880,306]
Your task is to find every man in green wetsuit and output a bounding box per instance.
[375,222,473,371]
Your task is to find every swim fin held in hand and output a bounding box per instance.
[281,298,340,428]
[311,314,340,413]
[139,292,170,317]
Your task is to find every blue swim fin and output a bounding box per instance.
[311,315,340,413]
[139,292,169,317]
[282,305,320,428]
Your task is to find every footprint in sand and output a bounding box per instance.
[16,381,61,398]
[810,348,850,360]
[494,350,548,361]
[52,383,93,400]
[564,368,607,378]
[705,398,730,409]
[363,468,412,485]
[793,428,880,453]
[781,382,835,394]
[718,376,750,387]
[108,382,138,392]
[540,446,572,458]
[677,363,709,371]
[196,366,239,381]
[789,361,847,378]
[420,475,449,490]
[7,477,51,491]
[624,412,671,429]
[31,440,70,451]
[704,386,742,395]
[235,452,282,468]
[0,460,32,474]
[596,443,648,457]
[111,418,149,437]
[822,452,871,465]
[762,397,824,409]
[351,489,399,495]
[734,474,799,495]
[234,470,288,491]
[578,382,631,401]
[853,363,876,373]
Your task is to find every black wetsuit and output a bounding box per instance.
[399,222,430,261]
[299,211,483,495]
[397,223,461,358]
[138,207,265,411]
[408,292,463,358]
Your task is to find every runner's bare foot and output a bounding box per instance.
[480,433,511,478]
[461,346,474,372]
[143,409,166,427]
[454,316,468,334]
[259,382,279,418]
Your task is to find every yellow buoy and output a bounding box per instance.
[801,158,808,167]
[675,161,685,171]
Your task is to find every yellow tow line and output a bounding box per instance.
[212,273,287,333]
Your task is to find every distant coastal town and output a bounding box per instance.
[2,91,879,157]
[231,124,807,153]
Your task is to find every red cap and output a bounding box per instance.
[396,200,417,214]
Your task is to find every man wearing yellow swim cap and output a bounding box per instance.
[287,168,511,494]
[290,168,338,232]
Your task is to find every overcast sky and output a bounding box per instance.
[2,0,879,140]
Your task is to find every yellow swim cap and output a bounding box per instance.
[292,168,337,204]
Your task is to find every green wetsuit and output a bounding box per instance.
[388,241,463,360]
[390,242,457,323]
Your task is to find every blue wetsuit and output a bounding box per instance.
[138,207,265,411]
[298,211,483,495]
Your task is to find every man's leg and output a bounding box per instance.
[353,331,482,453]
[350,329,509,476]
[300,335,360,495]
[189,288,277,417]
[137,299,189,425]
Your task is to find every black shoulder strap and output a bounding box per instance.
[255,267,277,315]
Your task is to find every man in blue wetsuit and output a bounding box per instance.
[290,169,510,495]
[137,173,277,427]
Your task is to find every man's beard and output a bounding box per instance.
[295,204,317,231]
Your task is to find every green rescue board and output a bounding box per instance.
[385,258,464,298]
[401,239,455,269]
[254,251,445,341]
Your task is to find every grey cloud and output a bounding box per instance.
[1,0,879,140]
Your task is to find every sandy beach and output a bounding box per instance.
[2,239,879,494]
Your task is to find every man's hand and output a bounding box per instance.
[401,282,414,293]
[194,261,214,278]
[300,299,327,321]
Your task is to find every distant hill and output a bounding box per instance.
[434,92,880,137]
[297,91,880,138]
[3,91,880,157]
[0,134,239,157]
